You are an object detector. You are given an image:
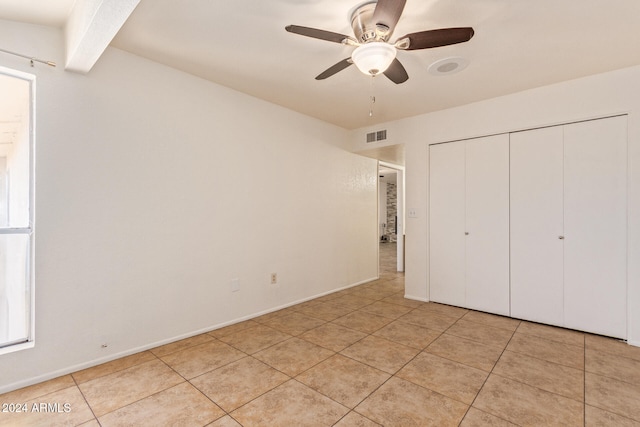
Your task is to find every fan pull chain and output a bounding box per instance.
[369,75,376,117]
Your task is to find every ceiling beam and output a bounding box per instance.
[64,0,140,73]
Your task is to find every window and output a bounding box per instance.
[0,67,34,353]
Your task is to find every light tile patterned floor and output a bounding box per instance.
[2,244,640,426]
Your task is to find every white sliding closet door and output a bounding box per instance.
[510,127,565,326]
[465,135,510,315]
[563,116,627,338]
[429,142,466,306]
[429,136,509,314]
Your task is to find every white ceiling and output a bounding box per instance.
[0,0,75,27]
[2,0,640,130]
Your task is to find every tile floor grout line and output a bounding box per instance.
[89,379,189,422]
[159,340,248,381]
[217,373,293,416]
[70,357,183,420]
[186,354,251,384]
[325,317,449,422]
[217,326,294,357]
[493,341,585,372]
[71,351,161,387]
[511,330,585,349]
[583,399,640,424]
[183,350,292,423]
[149,336,216,359]
[69,375,101,427]
[211,321,344,416]
[418,322,500,374]
[217,373,297,421]
[183,382,229,426]
[394,314,496,419]
[585,344,640,363]
[460,320,521,426]
[454,313,522,333]
[154,344,248,423]
[487,371,585,405]
[584,365,640,388]
[308,302,428,413]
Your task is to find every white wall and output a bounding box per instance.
[352,64,640,346]
[378,181,387,238]
[0,19,378,393]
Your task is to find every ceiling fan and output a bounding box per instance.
[285,0,474,84]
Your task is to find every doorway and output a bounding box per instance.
[378,161,404,276]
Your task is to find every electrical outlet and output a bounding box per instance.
[408,208,418,218]
[271,273,277,284]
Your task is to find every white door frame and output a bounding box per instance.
[379,161,405,272]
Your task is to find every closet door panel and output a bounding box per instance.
[429,142,466,306]
[465,135,510,315]
[563,116,627,338]
[510,127,565,326]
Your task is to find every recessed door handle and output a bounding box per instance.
[558,236,564,240]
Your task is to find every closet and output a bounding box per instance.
[429,115,628,339]
[511,116,627,338]
[429,134,510,316]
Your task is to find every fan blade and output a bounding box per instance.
[383,58,408,84]
[286,25,352,44]
[398,27,474,50]
[316,58,353,80]
[372,0,406,34]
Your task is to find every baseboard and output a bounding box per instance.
[404,294,429,302]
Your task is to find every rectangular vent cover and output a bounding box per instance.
[366,129,387,143]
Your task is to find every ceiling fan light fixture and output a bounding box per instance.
[351,42,397,76]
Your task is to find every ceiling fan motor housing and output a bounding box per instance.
[351,1,391,43]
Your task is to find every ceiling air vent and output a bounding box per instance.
[366,129,387,143]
